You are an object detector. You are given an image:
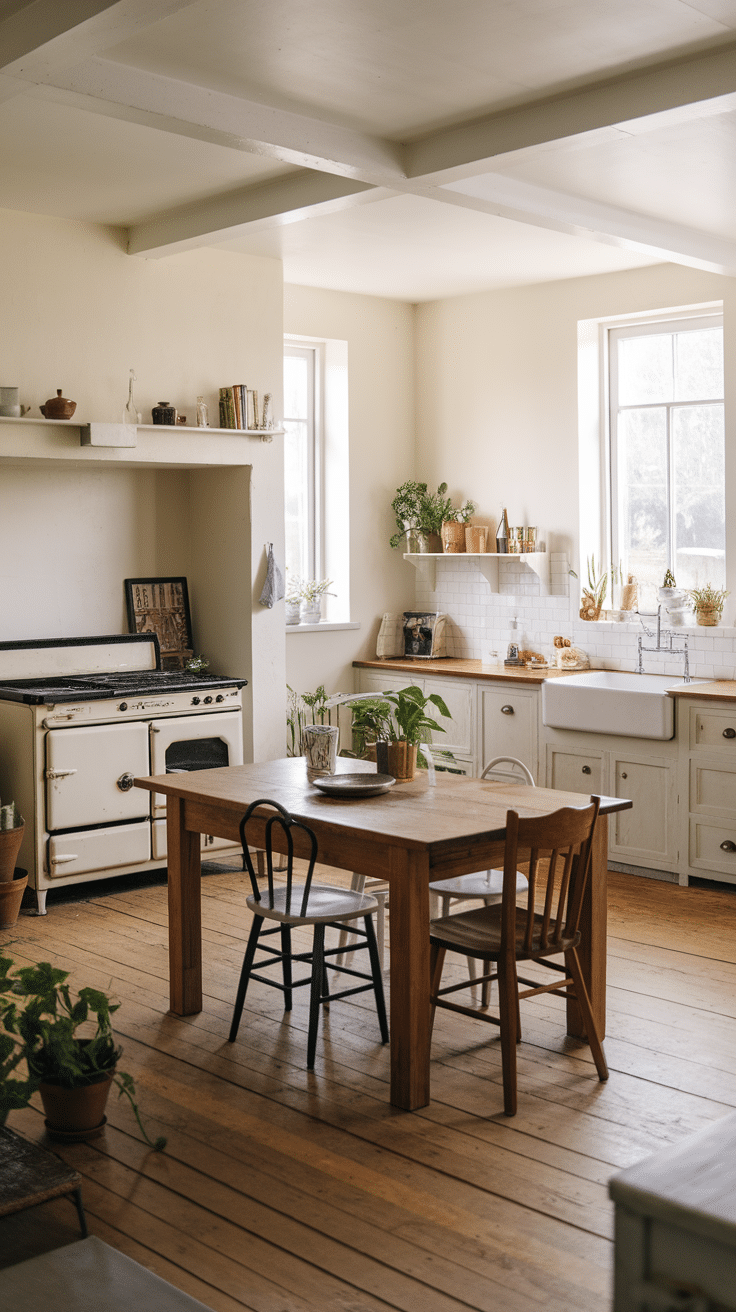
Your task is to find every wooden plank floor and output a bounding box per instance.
[2,866,736,1310]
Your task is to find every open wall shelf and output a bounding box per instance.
[403,551,549,592]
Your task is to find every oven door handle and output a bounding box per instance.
[49,854,78,865]
[45,767,78,780]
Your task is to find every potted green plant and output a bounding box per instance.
[0,954,166,1147]
[440,497,476,553]
[286,684,331,756]
[0,800,26,930]
[343,696,393,760]
[579,554,608,621]
[347,686,451,782]
[298,578,335,624]
[689,583,729,627]
[389,481,450,552]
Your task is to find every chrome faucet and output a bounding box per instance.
[636,605,690,681]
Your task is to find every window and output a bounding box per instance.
[284,343,319,586]
[609,315,725,613]
[283,335,350,625]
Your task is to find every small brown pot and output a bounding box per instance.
[441,521,466,553]
[0,824,24,882]
[40,389,76,420]
[40,1071,114,1142]
[0,868,27,929]
[385,741,418,783]
[695,604,722,627]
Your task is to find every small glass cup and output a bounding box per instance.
[303,725,339,782]
[526,526,537,549]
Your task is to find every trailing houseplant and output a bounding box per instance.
[689,583,729,627]
[0,954,166,1147]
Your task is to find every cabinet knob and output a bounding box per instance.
[620,772,627,780]
[582,765,592,775]
[723,727,736,739]
[501,705,514,715]
[117,773,134,792]
[720,840,736,853]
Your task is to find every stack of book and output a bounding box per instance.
[218,386,273,430]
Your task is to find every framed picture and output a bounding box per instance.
[124,577,193,670]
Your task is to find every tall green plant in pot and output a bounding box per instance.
[0,955,166,1147]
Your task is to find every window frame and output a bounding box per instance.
[605,310,724,605]
[283,341,323,589]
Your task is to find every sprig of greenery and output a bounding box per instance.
[689,583,729,609]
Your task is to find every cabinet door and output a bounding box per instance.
[423,676,474,756]
[546,745,605,797]
[609,753,677,866]
[481,686,538,780]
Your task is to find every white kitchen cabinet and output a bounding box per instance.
[683,702,736,886]
[480,685,538,779]
[543,730,679,873]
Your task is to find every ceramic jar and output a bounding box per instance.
[152,402,177,425]
[40,390,76,419]
[441,522,466,553]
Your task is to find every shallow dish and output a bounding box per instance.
[311,772,396,798]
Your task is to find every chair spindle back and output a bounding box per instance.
[502,797,601,955]
[239,798,318,918]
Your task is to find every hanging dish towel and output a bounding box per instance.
[259,543,285,608]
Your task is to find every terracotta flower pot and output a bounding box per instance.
[0,824,24,882]
[441,521,466,553]
[39,1070,115,1142]
[0,868,27,929]
[385,741,418,783]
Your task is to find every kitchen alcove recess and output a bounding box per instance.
[403,551,549,593]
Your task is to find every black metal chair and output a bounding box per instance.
[228,798,389,1069]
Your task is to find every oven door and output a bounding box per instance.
[45,722,150,831]
[149,711,243,815]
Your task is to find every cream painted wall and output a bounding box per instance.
[0,208,286,759]
[414,263,734,587]
[283,285,415,699]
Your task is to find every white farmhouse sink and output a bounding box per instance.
[542,671,706,740]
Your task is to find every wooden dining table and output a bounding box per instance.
[135,757,631,1111]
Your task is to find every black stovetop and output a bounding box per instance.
[0,671,248,705]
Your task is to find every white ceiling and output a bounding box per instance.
[4,1,736,300]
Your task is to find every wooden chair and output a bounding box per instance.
[228,798,389,1070]
[429,796,608,1116]
[429,756,533,1004]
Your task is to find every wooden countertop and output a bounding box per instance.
[667,679,736,701]
[354,659,736,700]
[352,657,579,685]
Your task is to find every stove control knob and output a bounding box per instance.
[119,702,128,712]
[204,695,213,704]
[191,696,200,705]
[216,695,224,703]
[117,773,134,792]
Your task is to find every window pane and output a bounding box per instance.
[617,407,668,611]
[284,355,308,421]
[284,418,310,581]
[674,327,723,402]
[618,334,673,406]
[672,403,726,590]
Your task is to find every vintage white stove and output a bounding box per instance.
[0,634,247,913]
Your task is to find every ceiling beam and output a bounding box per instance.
[18,55,406,182]
[0,0,197,101]
[128,171,381,258]
[406,40,736,182]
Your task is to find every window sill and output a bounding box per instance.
[286,621,360,634]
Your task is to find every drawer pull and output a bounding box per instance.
[582,765,592,775]
[720,841,736,853]
[500,705,514,715]
[723,727,736,739]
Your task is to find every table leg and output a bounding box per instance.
[567,813,608,1040]
[388,847,431,1110]
[167,795,203,1015]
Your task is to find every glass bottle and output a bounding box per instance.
[123,369,141,425]
[196,396,209,428]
